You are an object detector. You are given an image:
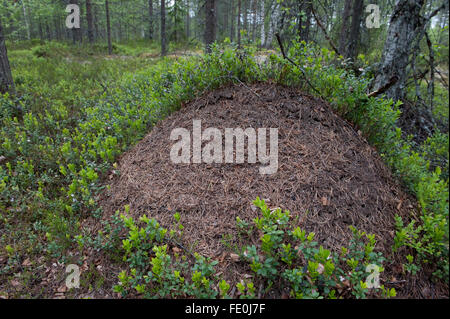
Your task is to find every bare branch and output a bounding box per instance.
[368,76,399,98]
[275,33,322,96]
[310,5,341,57]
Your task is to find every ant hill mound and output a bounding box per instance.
[99,83,418,260]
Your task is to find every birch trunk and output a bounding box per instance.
[373,0,425,101]
[265,1,280,48]
[22,0,31,40]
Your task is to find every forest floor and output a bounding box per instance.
[68,83,446,299]
[1,42,447,299]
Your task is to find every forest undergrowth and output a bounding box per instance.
[0,40,448,299]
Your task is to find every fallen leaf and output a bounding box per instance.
[22,258,32,267]
[229,253,240,262]
[57,285,67,293]
[81,261,88,271]
[172,247,182,254]
[218,252,227,263]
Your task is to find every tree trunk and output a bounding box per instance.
[346,0,364,60]
[39,18,44,41]
[46,23,51,41]
[22,0,31,40]
[204,0,216,53]
[373,0,426,101]
[148,0,154,40]
[93,4,100,39]
[338,0,352,56]
[230,0,235,42]
[86,0,95,43]
[251,0,257,43]
[296,1,303,38]
[0,18,15,95]
[237,0,242,47]
[161,0,167,56]
[299,0,312,42]
[54,16,61,41]
[224,0,229,41]
[65,20,71,41]
[266,1,280,48]
[174,0,179,42]
[118,16,123,41]
[425,32,435,111]
[243,0,248,35]
[105,0,113,54]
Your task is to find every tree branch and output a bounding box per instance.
[425,1,448,21]
[275,33,321,96]
[368,76,399,98]
[310,5,341,57]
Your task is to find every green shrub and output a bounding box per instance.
[112,211,219,298]
[111,198,394,299]
[239,198,392,299]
